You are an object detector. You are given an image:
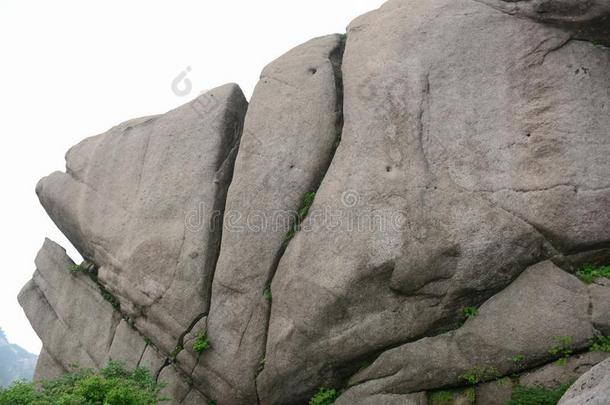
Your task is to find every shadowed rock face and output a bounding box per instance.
[20,0,610,404]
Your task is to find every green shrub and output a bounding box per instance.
[428,390,454,405]
[505,383,571,405]
[0,361,163,405]
[549,336,573,365]
[193,333,211,353]
[263,287,273,302]
[576,264,610,284]
[462,306,479,320]
[589,335,610,353]
[69,264,88,274]
[460,366,499,385]
[309,387,338,405]
[510,355,525,364]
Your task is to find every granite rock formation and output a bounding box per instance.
[20,0,610,404]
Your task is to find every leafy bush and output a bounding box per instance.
[193,333,211,353]
[462,306,479,320]
[69,264,88,274]
[576,264,610,284]
[549,336,573,365]
[589,335,610,353]
[460,366,499,385]
[505,383,571,405]
[309,387,338,405]
[0,361,164,405]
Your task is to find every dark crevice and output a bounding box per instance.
[254,33,347,402]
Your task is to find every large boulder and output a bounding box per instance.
[20,0,610,404]
[338,262,607,400]
[191,34,345,404]
[559,358,610,405]
[258,0,610,403]
[35,85,248,353]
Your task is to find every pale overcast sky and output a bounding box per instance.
[0,0,386,354]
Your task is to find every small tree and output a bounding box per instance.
[0,361,165,405]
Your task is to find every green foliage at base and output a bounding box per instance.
[460,366,499,385]
[589,335,610,353]
[193,333,211,353]
[576,264,610,284]
[428,388,475,405]
[0,361,164,405]
[68,264,88,274]
[309,387,338,405]
[504,383,571,405]
[462,306,479,320]
[549,336,573,365]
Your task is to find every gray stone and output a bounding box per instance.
[259,0,610,401]
[33,348,66,382]
[336,392,427,405]
[158,365,191,405]
[36,85,248,354]
[476,379,514,405]
[519,352,610,389]
[19,239,122,371]
[106,320,147,369]
[138,345,166,376]
[559,358,610,405]
[195,34,344,405]
[339,262,597,397]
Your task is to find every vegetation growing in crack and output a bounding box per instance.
[462,306,479,320]
[505,382,572,405]
[509,354,525,365]
[589,335,610,353]
[68,264,88,274]
[428,388,475,405]
[67,261,121,311]
[170,344,183,360]
[284,191,317,246]
[459,366,499,385]
[192,333,211,353]
[0,361,164,405]
[576,264,610,284]
[309,387,339,405]
[263,287,272,302]
[548,336,573,365]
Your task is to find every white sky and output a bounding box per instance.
[0,0,386,354]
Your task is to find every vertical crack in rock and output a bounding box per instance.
[255,36,347,403]
[197,34,347,405]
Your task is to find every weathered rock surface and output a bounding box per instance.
[259,0,610,402]
[192,34,344,405]
[559,358,610,405]
[35,84,248,354]
[337,262,607,400]
[19,0,610,404]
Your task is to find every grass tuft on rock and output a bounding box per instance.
[309,387,338,405]
[576,264,610,284]
[193,333,211,353]
[505,383,571,405]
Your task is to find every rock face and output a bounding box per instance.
[559,358,610,405]
[19,0,609,404]
[0,328,37,387]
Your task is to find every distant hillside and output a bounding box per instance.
[0,328,37,387]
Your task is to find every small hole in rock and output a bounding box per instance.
[386,166,392,172]
[308,68,317,75]
[526,133,531,137]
